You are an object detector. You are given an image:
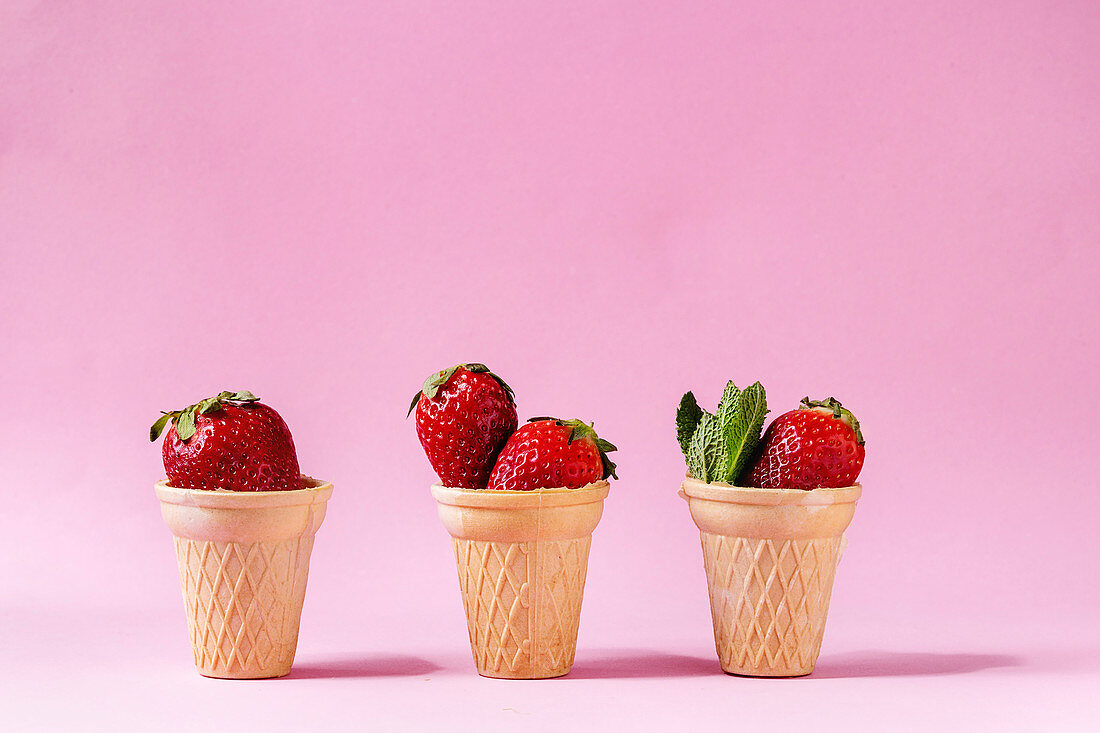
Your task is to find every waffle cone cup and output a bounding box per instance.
[680,477,861,677]
[431,481,610,679]
[155,477,333,679]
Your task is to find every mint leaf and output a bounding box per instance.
[724,381,768,483]
[715,380,743,480]
[676,392,703,457]
[686,419,706,480]
[678,379,769,483]
[688,411,727,483]
[715,380,741,433]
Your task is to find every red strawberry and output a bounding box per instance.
[487,418,618,491]
[410,363,518,489]
[745,397,865,490]
[150,391,302,492]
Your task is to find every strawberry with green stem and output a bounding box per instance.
[487,417,618,491]
[410,363,518,490]
[150,390,302,492]
[745,397,865,489]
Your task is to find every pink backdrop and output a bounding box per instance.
[2,1,1098,730]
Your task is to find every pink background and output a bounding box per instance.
[2,1,1098,730]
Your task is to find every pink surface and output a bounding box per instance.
[2,1,1098,730]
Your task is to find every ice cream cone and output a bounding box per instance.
[431,481,609,679]
[680,477,861,677]
[155,477,333,679]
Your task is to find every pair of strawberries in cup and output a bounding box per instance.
[408,363,618,492]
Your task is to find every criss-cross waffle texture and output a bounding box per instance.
[174,536,314,679]
[156,478,332,679]
[453,536,590,678]
[431,481,609,679]
[701,533,842,676]
[679,479,860,677]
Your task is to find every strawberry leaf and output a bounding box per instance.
[541,418,618,480]
[408,365,460,416]
[800,396,865,445]
[600,451,618,480]
[410,363,515,417]
[589,426,618,480]
[406,391,423,418]
[150,389,259,443]
[421,365,461,400]
[464,363,515,405]
[198,398,221,415]
[565,420,597,445]
[149,412,174,442]
[175,408,197,441]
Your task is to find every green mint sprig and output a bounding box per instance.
[676,380,768,484]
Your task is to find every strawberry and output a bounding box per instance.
[487,418,618,491]
[410,363,518,489]
[149,391,302,492]
[744,397,865,490]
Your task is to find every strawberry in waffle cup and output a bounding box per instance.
[411,364,617,678]
[151,391,332,679]
[676,384,864,676]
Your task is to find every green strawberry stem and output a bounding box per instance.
[527,416,619,480]
[149,390,260,442]
[406,362,515,417]
[800,396,865,445]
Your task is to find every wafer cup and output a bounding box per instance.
[680,477,861,677]
[432,481,609,679]
[156,477,333,679]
